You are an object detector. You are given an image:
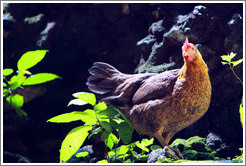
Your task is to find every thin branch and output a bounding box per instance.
[230,65,243,85]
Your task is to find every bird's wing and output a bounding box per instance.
[132,69,180,105]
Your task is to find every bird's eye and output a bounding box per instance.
[192,48,194,50]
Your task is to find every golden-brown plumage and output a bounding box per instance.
[86,38,211,157]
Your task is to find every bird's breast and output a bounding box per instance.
[168,72,211,128]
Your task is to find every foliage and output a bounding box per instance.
[232,148,243,163]
[221,52,243,127]
[221,52,243,85]
[47,92,135,163]
[107,138,157,163]
[239,104,243,126]
[3,50,61,117]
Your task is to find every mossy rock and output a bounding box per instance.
[183,150,197,160]
[183,150,216,160]
[148,148,180,163]
[232,152,243,163]
[170,138,189,152]
[187,136,209,152]
[171,136,210,153]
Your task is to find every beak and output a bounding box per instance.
[182,51,189,57]
[182,51,189,61]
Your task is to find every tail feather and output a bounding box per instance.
[86,62,121,95]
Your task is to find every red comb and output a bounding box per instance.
[182,38,189,52]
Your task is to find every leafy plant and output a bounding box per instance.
[221,52,243,126]
[3,50,61,117]
[107,138,157,163]
[221,52,243,85]
[47,92,134,163]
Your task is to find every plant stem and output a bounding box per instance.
[230,65,243,85]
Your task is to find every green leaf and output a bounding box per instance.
[47,110,97,125]
[116,145,129,155]
[3,89,9,97]
[76,151,89,158]
[9,75,18,90]
[47,111,88,123]
[67,99,88,107]
[106,132,119,150]
[9,72,26,90]
[108,150,115,157]
[110,105,133,129]
[221,61,228,65]
[6,94,24,108]
[17,50,48,71]
[229,52,236,59]
[109,119,119,129]
[98,105,118,118]
[16,72,26,85]
[232,59,243,68]
[73,92,96,106]
[3,82,7,87]
[94,102,107,112]
[3,68,13,76]
[118,122,133,144]
[100,130,110,142]
[22,73,60,85]
[135,138,154,153]
[239,103,243,126]
[80,109,98,125]
[221,55,232,63]
[15,108,28,117]
[60,125,92,163]
[141,138,154,147]
[97,159,108,163]
[99,120,111,132]
[135,142,149,153]
[23,70,32,75]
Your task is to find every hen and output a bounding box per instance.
[86,38,212,157]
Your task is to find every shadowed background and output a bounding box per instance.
[3,3,243,163]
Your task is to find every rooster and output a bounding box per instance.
[86,38,212,158]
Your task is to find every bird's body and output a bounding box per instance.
[87,38,211,151]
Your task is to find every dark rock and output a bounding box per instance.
[206,132,223,151]
[148,20,165,42]
[147,147,179,163]
[205,133,242,159]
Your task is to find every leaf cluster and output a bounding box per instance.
[3,50,61,117]
[221,52,243,68]
[107,137,161,163]
[221,52,243,127]
[47,92,134,163]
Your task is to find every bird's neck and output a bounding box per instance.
[178,57,209,79]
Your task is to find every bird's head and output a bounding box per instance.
[182,38,202,64]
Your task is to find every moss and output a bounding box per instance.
[186,136,206,145]
[183,150,216,160]
[170,138,188,152]
[155,136,238,163]
[157,156,178,163]
[183,150,198,160]
[232,155,243,163]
